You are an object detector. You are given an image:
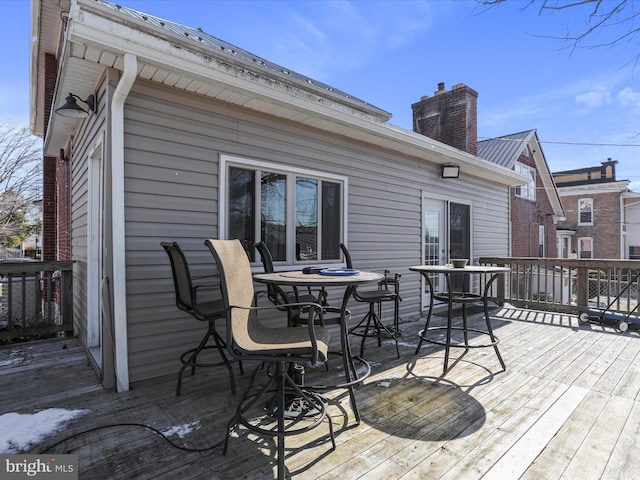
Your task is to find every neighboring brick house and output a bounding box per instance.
[553,159,633,259]
[412,84,565,258]
[477,130,565,258]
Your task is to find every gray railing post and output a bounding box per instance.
[61,268,74,330]
[576,266,589,311]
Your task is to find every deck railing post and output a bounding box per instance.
[576,266,589,311]
[61,268,74,332]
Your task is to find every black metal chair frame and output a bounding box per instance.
[255,241,327,312]
[206,239,336,480]
[340,243,401,359]
[161,242,241,395]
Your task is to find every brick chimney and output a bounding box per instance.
[411,82,478,156]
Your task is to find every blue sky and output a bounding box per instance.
[3,0,639,187]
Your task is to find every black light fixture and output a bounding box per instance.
[441,164,460,179]
[59,149,69,162]
[55,92,96,118]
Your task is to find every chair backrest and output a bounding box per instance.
[255,242,283,305]
[205,239,256,353]
[255,242,275,273]
[339,243,353,269]
[161,242,195,311]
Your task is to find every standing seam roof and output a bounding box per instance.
[96,0,390,119]
[477,130,535,168]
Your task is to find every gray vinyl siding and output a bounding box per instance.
[121,79,510,383]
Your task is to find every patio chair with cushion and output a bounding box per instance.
[339,243,401,358]
[161,241,241,395]
[205,238,335,480]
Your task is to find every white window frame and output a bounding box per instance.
[578,237,593,259]
[578,198,594,226]
[219,154,348,265]
[538,225,545,257]
[514,161,536,201]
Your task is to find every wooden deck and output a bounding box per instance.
[2,307,640,479]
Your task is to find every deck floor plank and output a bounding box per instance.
[562,394,634,480]
[3,307,640,479]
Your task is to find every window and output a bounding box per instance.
[629,246,640,260]
[514,161,536,201]
[221,155,345,263]
[538,225,545,257]
[578,237,593,259]
[578,198,593,225]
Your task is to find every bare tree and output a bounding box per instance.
[480,0,640,70]
[0,122,42,248]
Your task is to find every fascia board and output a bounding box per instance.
[529,135,565,217]
[557,181,630,195]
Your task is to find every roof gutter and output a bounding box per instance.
[111,52,137,393]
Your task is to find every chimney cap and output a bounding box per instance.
[435,82,446,95]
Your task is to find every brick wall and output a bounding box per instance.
[510,153,558,257]
[412,82,478,156]
[559,191,621,258]
[42,53,58,261]
[56,156,71,260]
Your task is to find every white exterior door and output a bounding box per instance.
[422,197,447,307]
[87,143,104,366]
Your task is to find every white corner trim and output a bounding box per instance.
[111,52,137,393]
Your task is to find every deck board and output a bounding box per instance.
[2,307,640,479]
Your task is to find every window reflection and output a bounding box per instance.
[296,177,318,260]
[261,172,286,261]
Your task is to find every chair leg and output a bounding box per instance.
[177,322,239,396]
[351,301,399,359]
[177,329,210,396]
[224,361,334,479]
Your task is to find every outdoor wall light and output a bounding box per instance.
[55,92,96,118]
[441,164,460,179]
[59,149,69,162]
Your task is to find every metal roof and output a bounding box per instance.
[477,130,536,168]
[98,0,389,119]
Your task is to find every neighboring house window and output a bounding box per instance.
[514,161,536,201]
[221,155,345,263]
[578,237,593,259]
[538,225,545,257]
[629,246,640,259]
[578,198,593,225]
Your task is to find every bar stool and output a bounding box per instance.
[340,243,401,358]
[206,239,335,480]
[161,242,241,395]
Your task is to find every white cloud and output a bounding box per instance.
[270,1,435,81]
[575,89,613,108]
[617,87,640,110]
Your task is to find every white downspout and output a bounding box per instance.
[111,53,137,392]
